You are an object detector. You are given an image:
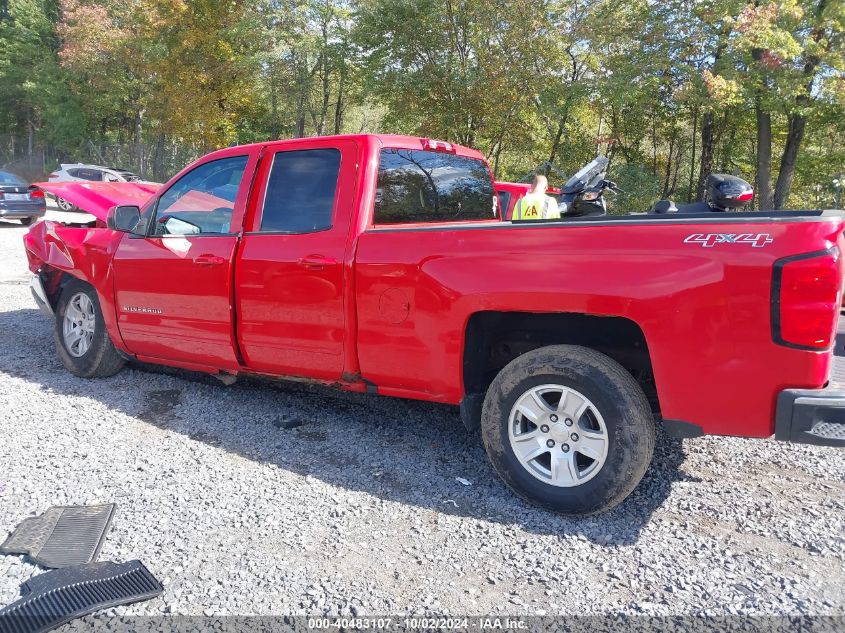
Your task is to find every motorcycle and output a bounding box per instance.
[555,156,619,218]
[544,156,754,219]
[652,173,754,213]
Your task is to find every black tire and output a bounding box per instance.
[56,197,77,212]
[19,217,33,226]
[54,279,126,378]
[481,345,655,515]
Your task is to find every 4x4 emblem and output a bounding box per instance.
[684,233,773,248]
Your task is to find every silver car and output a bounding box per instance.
[0,171,46,225]
[47,164,142,211]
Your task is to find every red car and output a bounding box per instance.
[24,134,845,515]
[495,181,561,220]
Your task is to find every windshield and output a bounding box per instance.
[562,157,609,193]
[0,171,25,186]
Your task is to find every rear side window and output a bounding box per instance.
[77,169,103,181]
[260,149,341,233]
[374,149,495,224]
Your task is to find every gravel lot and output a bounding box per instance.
[0,214,843,620]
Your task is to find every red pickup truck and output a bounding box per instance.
[24,134,845,515]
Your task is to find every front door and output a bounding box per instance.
[112,152,258,370]
[235,139,358,381]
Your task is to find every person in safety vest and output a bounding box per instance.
[512,175,560,220]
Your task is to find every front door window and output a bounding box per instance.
[151,156,249,236]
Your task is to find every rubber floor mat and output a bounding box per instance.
[0,504,115,568]
[0,560,163,633]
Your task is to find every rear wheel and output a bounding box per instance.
[56,197,77,212]
[481,345,655,515]
[19,217,33,226]
[54,280,126,378]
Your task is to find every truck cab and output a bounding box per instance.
[96,136,497,381]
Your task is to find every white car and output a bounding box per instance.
[47,164,143,211]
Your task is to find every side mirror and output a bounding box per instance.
[107,205,143,234]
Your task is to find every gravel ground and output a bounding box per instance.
[0,216,843,620]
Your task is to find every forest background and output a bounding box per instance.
[1,0,843,211]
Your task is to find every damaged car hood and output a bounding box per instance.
[35,181,160,222]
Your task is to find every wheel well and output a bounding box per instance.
[39,267,76,310]
[463,312,660,415]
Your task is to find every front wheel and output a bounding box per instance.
[54,280,126,378]
[481,345,655,515]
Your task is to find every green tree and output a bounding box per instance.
[0,0,66,152]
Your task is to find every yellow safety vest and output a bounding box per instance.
[513,193,559,220]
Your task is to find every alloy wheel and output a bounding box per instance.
[62,292,96,358]
[508,384,609,487]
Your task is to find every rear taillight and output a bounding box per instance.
[29,189,45,199]
[48,172,59,179]
[772,249,841,350]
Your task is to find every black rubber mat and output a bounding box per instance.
[0,560,163,633]
[0,504,115,568]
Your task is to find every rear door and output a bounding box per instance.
[112,150,260,370]
[234,138,359,381]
